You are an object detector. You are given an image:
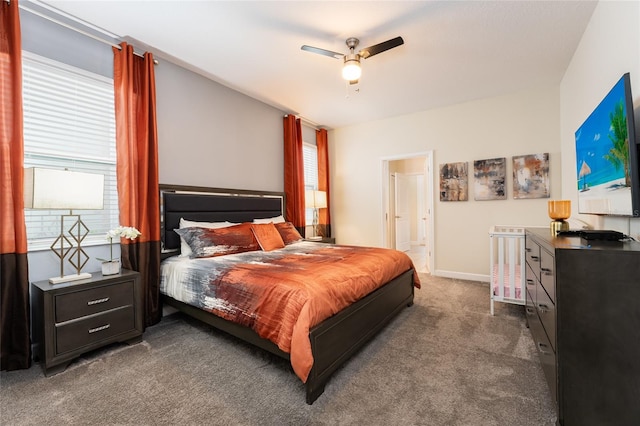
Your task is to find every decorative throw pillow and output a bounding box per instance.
[251,223,286,251]
[174,223,259,258]
[275,222,304,245]
[178,218,234,257]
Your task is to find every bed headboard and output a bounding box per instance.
[160,184,285,253]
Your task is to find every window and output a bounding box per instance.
[22,52,118,250]
[303,142,318,225]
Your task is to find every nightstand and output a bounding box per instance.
[306,237,335,244]
[31,269,143,376]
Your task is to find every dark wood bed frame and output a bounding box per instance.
[159,184,415,404]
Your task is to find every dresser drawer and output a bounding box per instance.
[525,289,537,327]
[55,306,135,354]
[535,284,556,351]
[539,248,555,303]
[525,262,537,301]
[525,239,541,280]
[55,280,134,323]
[527,292,557,405]
[533,318,557,406]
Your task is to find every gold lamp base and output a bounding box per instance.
[550,220,570,236]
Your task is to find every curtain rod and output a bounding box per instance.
[18,2,158,64]
[284,114,320,130]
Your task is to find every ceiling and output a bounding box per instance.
[39,1,597,129]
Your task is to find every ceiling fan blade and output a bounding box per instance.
[358,36,404,59]
[301,45,343,60]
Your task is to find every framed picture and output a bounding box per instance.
[439,162,468,201]
[512,153,550,199]
[474,157,506,200]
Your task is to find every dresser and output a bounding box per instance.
[31,269,143,375]
[525,228,640,426]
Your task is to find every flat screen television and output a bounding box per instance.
[574,73,640,217]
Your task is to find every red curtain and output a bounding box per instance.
[283,115,306,235]
[316,129,331,238]
[0,0,31,370]
[113,42,161,328]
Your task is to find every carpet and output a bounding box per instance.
[0,274,556,425]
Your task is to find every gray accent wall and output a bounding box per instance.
[154,60,285,192]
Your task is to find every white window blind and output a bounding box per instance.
[303,142,318,225]
[22,52,119,249]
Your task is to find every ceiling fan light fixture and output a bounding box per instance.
[342,56,361,81]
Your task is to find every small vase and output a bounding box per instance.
[102,260,121,276]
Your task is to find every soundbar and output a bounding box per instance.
[557,229,625,241]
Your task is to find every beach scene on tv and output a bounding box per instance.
[575,77,633,216]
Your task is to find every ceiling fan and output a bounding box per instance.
[301,36,404,84]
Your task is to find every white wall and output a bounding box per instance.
[330,1,640,279]
[330,86,561,280]
[560,0,640,240]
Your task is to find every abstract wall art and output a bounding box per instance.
[439,162,468,201]
[512,153,550,199]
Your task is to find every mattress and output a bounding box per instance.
[160,241,420,382]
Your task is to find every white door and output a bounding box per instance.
[417,174,427,245]
[395,173,411,252]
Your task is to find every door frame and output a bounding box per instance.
[381,150,435,274]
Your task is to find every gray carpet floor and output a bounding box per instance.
[1,274,557,425]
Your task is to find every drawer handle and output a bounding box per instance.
[537,342,552,355]
[541,268,552,275]
[88,324,110,334]
[526,279,535,287]
[530,256,540,262]
[537,303,550,312]
[525,307,535,315]
[525,248,532,253]
[87,297,110,306]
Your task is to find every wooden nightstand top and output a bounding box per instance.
[305,237,335,244]
[32,269,139,292]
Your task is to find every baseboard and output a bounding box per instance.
[433,270,489,283]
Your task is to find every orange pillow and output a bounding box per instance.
[275,222,303,244]
[251,223,286,251]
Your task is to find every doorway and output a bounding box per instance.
[382,151,434,274]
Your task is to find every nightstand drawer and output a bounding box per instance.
[56,306,135,354]
[55,280,134,323]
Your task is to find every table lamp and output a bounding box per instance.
[305,190,327,240]
[548,200,571,235]
[24,168,104,284]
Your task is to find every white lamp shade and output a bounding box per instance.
[342,60,362,81]
[305,190,327,209]
[24,168,104,210]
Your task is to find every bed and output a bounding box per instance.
[489,226,526,315]
[159,184,420,404]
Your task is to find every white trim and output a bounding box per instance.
[434,270,490,283]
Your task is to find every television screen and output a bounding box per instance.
[574,73,639,216]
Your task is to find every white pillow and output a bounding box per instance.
[253,215,285,224]
[178,218,234,256]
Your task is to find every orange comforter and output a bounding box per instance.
[160,241,420,382]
